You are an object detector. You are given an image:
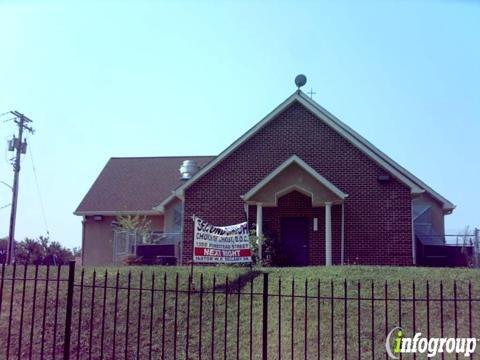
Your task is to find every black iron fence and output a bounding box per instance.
[0,262,479,359]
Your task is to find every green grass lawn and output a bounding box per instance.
[1,265,479,359]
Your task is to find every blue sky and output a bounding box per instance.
[0,1,478,249]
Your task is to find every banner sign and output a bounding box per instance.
[193,216,251,264]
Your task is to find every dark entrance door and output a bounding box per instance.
[281,217,309,266]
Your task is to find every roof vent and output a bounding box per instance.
[179,160,200,180]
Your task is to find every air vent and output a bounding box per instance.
[179,160,200,180]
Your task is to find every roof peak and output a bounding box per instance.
[165,90,454,212]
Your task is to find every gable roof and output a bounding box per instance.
[75,156,214,215]
[163,90,454,212]
[242,155,348,204]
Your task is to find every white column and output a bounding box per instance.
[256,203,263,260]
[341,202,345,265]
[325,202,332,266]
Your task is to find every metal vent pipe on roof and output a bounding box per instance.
[179,160,200,180]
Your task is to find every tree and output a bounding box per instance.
[116,214,152,233]
[15,237,46,264]
[116,214,153,244]
[114,215,153,265]
[43,240,74,265]
[458,226,476,267]
[1,236,76,265]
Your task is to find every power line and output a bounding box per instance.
[28,141,50,237]
[0,180,12,190]
[0,111,16,123]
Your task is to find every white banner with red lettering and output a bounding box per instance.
[193,216,251,264]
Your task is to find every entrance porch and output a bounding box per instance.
[243,155,348,266]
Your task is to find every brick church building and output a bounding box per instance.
[75,88,454,266]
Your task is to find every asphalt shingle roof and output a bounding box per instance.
[75,156,214,213]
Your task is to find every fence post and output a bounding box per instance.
[262,272,269,360]
[63,260,76,360]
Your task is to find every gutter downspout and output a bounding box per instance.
[180,200,185,265]
[411,200,416,265]
[341,202,345,265]
[81,216,86,266]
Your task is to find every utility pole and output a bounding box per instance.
[6,111,34,264]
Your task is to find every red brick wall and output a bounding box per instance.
[183,101,412,266]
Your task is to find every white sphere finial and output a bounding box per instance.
[295,74,307,89]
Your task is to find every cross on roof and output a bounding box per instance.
[307,88,316,99]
